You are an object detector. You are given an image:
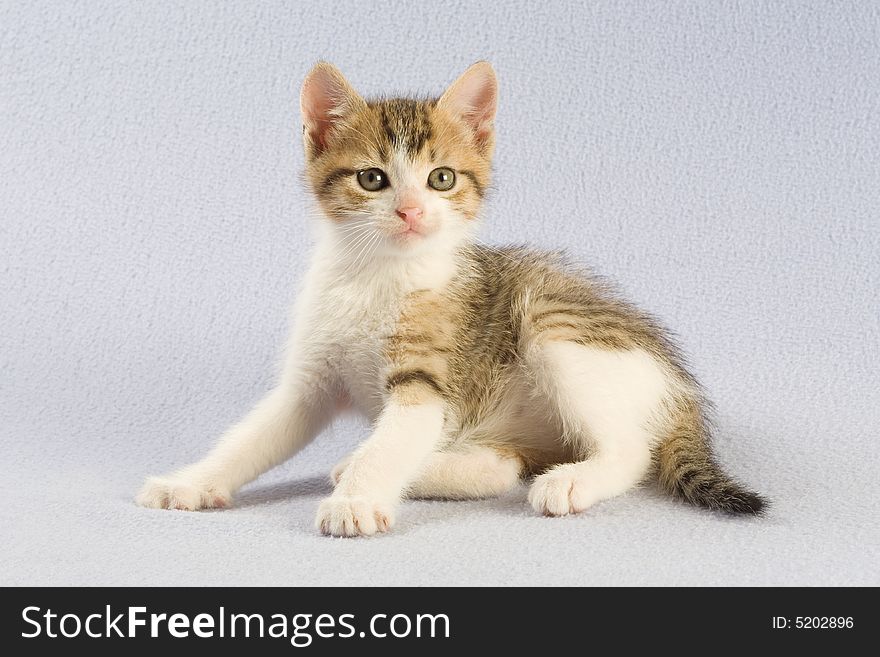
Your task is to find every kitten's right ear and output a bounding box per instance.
[438,61,498,156]
[300,62,365,159]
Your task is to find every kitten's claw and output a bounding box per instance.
[315,495,395,537]
[528,465,596,516]
[136,475,231,511]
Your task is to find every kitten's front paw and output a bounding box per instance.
[315,495,395,537]
[528,465,597,516]
[136,475,231,511]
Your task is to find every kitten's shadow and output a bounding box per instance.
[235,474,332,508]
[390,487,534,535]
[234,478,561,534]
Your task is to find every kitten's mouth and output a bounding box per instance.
[392,227,426,243]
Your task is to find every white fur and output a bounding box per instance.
[136,382,333,510]
[527,342,670,515]
[137,166,469,532]
[317,400,446,536]
[332,445,523,500]
[406,447,523,500]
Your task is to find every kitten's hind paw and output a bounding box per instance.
[136,475,231,511]
[528,465,597,517]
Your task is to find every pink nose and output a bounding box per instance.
[396,207,423,224]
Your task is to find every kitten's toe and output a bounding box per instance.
[136,475,231,511]
[528,466,596,517]
[330,453,354,486]
[315,495,395,537]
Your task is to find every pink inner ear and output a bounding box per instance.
[302,76,338,152]
[460,76,496,120]
[301,65,361,155]
[306,115,333,152]
[440,63,497,144]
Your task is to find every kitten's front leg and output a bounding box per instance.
[316,386,446,537]
[137,365,335,511]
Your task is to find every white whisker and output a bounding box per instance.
[335,228,377,263]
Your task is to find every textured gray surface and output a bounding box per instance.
[2,1,879,586]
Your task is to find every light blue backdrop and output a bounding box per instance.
[2,1,878,585]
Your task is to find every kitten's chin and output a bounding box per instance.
[380,231,441,258]
[391,229,426,247]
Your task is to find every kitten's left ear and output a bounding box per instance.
[300,62,366,159]
[438,61,498,155]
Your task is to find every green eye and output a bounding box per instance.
[427,167,456,191]
[357,168,389,191]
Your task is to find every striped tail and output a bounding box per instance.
[656,404,767,515]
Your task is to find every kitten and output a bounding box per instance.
[137,62,765,536]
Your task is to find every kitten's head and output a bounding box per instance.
[300,62,497,261]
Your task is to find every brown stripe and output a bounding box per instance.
[407,103,432,157]
[459,169,485,197]
[320,168,355,195]
[386,369,445,396]
[379,107,397,147]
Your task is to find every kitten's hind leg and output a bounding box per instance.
[527,341,668,516]
[408,446,525,500]
[332,446,524,500]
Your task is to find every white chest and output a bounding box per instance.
[290,239,460,420]
[292,270,404,420]
[325,283,401,418]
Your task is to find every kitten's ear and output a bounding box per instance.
[438,61,498,154]
[300,62,366,159]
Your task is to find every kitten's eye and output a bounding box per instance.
[357,168,389,191]
[427,167,456,191]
